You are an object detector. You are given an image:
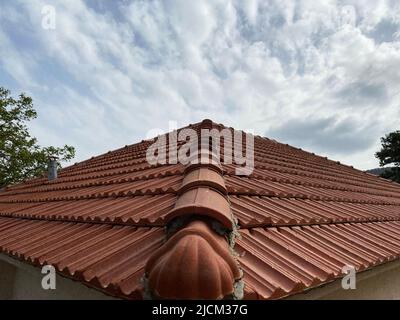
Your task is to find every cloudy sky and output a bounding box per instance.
[1,0,400,170]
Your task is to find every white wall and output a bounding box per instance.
[0,254,116,300]
[289,259,400,300]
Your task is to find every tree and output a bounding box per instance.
[0,87,75,188]
[375,130,400,183]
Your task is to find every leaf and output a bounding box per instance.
[375,130,400,183]
[0,87,75,188]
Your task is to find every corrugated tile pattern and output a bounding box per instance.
[223,135,400,227]
[0,216,164,299]
[223,132,400,299]
[237,221,400,299]
[231,196,400,227]
[0,138,187,298]
[0,164,182,225]
[0,195,176,225]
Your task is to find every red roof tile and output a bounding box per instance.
[0,216,163,299]
[145,220,241,299]
[165,187,233,230]
[238,221,400,299]
[1,119,400,299]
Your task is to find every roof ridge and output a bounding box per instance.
[143,147,244,299]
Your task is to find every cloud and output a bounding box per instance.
[0,0,399,170]
[268,116,378,155]
[369,18,400,43]
[335,81,388,107]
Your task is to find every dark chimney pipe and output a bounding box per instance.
[48,156,58,181]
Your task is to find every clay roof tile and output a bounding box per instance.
[145,220,241,299]
[165,187,233,229]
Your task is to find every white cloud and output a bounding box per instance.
[0,0,399,170]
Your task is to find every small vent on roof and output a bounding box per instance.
[47,156,58,181]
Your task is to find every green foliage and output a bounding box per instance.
[0,87,75,188]
[375,131,400,183]
[379,167,400,182]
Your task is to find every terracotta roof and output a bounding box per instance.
[1,119,400,299]
[144,220,241,299]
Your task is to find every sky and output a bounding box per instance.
[1,0,400,170]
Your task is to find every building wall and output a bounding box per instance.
[0,259,16,299]
[318,266,400,299]
[289,260,400,300]
[0,254,115,300]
